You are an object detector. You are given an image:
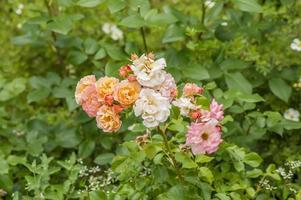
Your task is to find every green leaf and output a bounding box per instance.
[47,17,73,35]
[94,48,106,60]
[0,157,9,175]
[68,50,88,65]
[183,64,210,80]
[238,93,265,103]
[146,12,177,26]
[76,0,103,7]
[199,167,214,184]
[220,59,248,71]
[120,15,145,28]
[107,0,126,13]
[143,144,161,159]
[162,25,185,43]
[246,169,263,178]
[27,88,51,103]
[94,153,115,165]
[195,155,214,163]
[7,155,26,166]
[225,72,252,94]
[243,152,263,167]
[232,0,262,13]
[0,77,27,101]
[175,152,197,169]
[55,129,80,148]
[268,78,292,103]
[84,38,99,55]
[89,190,107,200]
[104,44,126,60]
[105,61,121,77]
[79,140,95,158]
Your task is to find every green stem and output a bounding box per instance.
[44,0,62,65]
[157,126,183,181]
[201,0,206,26]
[137,6,148,52]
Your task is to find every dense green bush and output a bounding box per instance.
[0,0,301,199]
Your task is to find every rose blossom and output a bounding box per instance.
[201,99,224,122]
[172,97,199,117]
[113,80,141,107]
[96,105,122,132]
[81,84,101,117]
[95,76,119,102]
[186,119,222,155]
[134,88,171,128]
[154,72,177,101]
[183,83,204,96]
[130,54,166,88]
[75,75,96,105]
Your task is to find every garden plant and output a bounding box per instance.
[0,0,301,199]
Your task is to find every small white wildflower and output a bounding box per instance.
[17,23,22,29]
[290,38,301,51]
[259,179,277,191]
[15,4,24,15]
[221,22,228,26]
[102,23,123,41]
[205,0,215,8]
[289,187,297,194]
[283,108,300,122]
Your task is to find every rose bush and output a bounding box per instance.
[0,0,301,199]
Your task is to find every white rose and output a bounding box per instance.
[290,38,301,52]
[284,108,300,122]
[172,97,198,117]
[134,88,171,128]
[130,54,167,88]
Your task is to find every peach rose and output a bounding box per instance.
[75,75,96,105]
[96,105,122,132]
[113,80,141,107]
[95,77,119,102]
[81,84,101,117]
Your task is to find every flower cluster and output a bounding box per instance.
[75,75,140,132]
[75,53,224,155]
[173,84,224,155]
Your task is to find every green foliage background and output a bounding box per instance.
[0,0,301,199]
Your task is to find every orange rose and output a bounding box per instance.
[96,105,122,132]
[95,77,119,102]
[75,75,96,105]
[113,80,141,107]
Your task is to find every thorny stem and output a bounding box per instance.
[157,126,183,181]
[138,7,148,52]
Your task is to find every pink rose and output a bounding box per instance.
[201,99,224,122]
[186,120,222,155]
